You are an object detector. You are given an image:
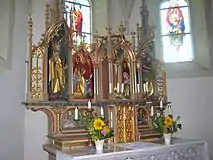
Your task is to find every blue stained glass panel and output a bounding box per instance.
[160,6,191,35]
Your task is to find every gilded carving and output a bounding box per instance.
[24,0,170,153]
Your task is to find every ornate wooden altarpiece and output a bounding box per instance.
[23,1,169,157]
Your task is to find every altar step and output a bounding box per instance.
[138,125,161,142]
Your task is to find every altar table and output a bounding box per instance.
[48,138,209,160]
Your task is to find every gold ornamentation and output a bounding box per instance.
[49,40,66,94]
[30,47,44,99]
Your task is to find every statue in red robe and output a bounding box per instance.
[75,8,83,35]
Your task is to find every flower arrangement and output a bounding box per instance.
[86,117,114,141]
[152,113,182,134]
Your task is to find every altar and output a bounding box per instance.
[22,0,192,159]
[53,138,209,160]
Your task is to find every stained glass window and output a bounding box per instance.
[64,0,91,47]
[160,0,193,63]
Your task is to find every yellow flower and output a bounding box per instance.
[93,118,105,130]
[164,116,173,127]
[103,126,110,134]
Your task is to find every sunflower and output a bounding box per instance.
[103,126,110,134]
[93,118,105,130]
[164,116,173,127]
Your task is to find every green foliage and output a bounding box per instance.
[152,112,182,134]
[84,117,114,141]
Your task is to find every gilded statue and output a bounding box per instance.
[73,68,86,97]
[49,40,67,99]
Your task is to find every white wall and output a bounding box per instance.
[167,78,213,159]
[24,0,49,160]
[0,0,27,160]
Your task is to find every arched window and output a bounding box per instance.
[160,0,193,63]
[64,0,91,47]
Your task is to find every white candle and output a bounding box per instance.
[160,100,163,108]
[146,85,149,93]
[151,106,154,116]
[88,100,92,109]
[74,107,78,120]
[137,84,140,93]
[121,83,124,93]
[117,83,120,92]
[143,84,146,92]
[168,105,172,115]
[110,111,113,127]
[100,106,104,118]
[109,83,112,93]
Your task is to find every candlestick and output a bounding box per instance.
[143,83,146,92]
[117,83,120,92]
[88,100,92,109]
[110,111,113,127]
[121,83,124,93]
[137,84,140,93]
[168,105,172,115]
[100,106,104,118]
[146,85,148,93]
[151,106,154,116]
[74,107,78,120]
[160,100,163,108]
[109,83,112,93]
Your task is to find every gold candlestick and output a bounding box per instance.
[86,108,94,147]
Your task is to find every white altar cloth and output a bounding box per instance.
[56,138,209,160]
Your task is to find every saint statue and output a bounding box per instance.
[123,72,130,97]
[49,40,67,99]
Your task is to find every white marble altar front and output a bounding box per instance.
[47,138,209,160]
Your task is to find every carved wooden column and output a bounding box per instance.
[131,61,137,99]
[26,16,33,100]
[106,27,113,97]
[43,4,51,100]
[93,64,98,100]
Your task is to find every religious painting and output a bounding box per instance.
[65,0,91,47]
[62,109,86,130]
[160,0,193,63]
[137,107,148,125]
[72,48,94,99]
[47,22,69,101]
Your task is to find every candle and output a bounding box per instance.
[100,106,104,118]
[117,83,120,92]
[74,107,78,120]
[160,100,163,108]
[151,106,154,116]
[146,85,148,93]
[88,100,92,109]
[168,105,172,115]
[143,83,146,92]
[121,83,124,93]
[137,84,140,93]
[109,83,112,93]
[110,111,113,127]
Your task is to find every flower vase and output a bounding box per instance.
[164,133,172,145]
[95,139,104,151]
